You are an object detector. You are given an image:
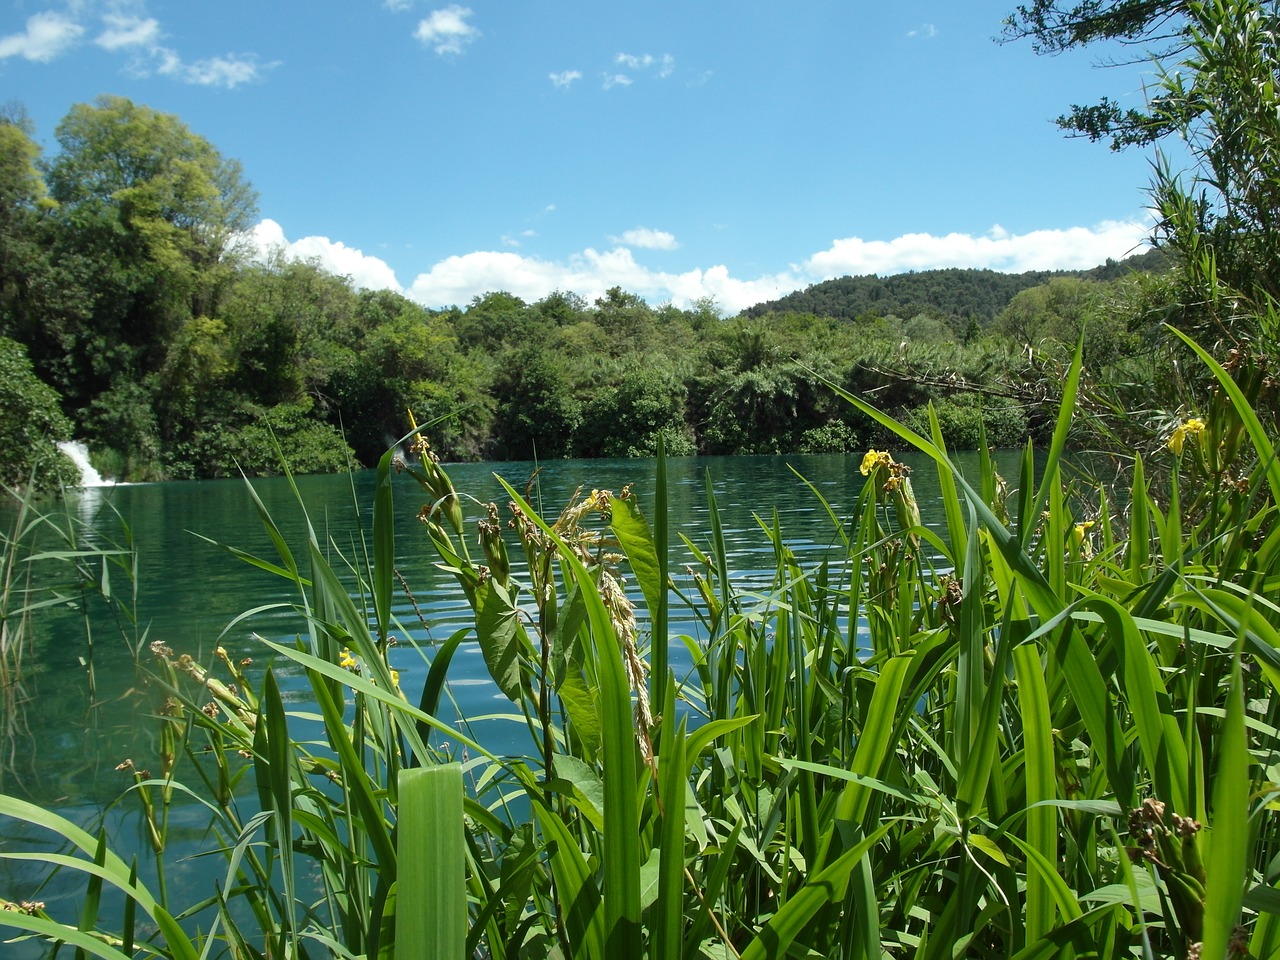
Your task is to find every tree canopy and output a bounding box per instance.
[1003,0,1193,147]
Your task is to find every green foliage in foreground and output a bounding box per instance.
[0,334,1277,960]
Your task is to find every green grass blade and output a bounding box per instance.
[739,822,892,960]
[261,670,298,946]
[819,654,911,869]
[1013,644,1058,941]
[1128,454,1151,582]
[654,678,687,960]
[1026,605,1138,809]
[397,764,466,960]
[1021,337,1084,550]
[954,507,984,774]
[1201,649,1251,960]
[0,912,141,960]
[534,799,606,959]
[418,625,468,720]
[1076,591,1190,815]
[927,403,967,572]
[0,796,162,919]
[373,448,396,644]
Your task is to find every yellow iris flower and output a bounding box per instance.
[860,450,891,476]
[1167,417,1206,456]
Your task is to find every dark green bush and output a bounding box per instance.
[188,399,355,478]
[0,336,77,491]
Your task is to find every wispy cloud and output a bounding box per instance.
[156,51,269,88]
[549,69,581,89]
[414,5,479,55]
[2,4,271,87]
[610,228,679,251]
[384,0,414,10]
[0,11,85,62]
[249,218,1150,314]
[602,73,632,89]
[907,23,938,39]
[95,14,161,51]
[616,52,675,77]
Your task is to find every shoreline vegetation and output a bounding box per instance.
[0,90,1176,492]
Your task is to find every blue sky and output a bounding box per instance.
[4,1,1168,312]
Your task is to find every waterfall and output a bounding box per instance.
[57,440,112,488]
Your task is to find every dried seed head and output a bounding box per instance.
[1173,813,1202,837]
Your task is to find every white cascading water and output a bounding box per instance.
[56,440,112,487]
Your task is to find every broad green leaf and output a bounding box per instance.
[474,579,527,703]
[398,764,466,960]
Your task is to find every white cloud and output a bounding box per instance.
[804,221,1149,277]
[405,220,1149,312]
[908,23,938,39]
[95,14,160,51]
[414,5,479,55]
[610,227,679,251]
[248,217,1151,316]
[157,51,267,88]
[602,73,632,89]
[0,11,85,62]
[403,246,800,313]
[549,69,582,89]
[615,52,675,77]
[384,0,414,10]
[250,219,403,293]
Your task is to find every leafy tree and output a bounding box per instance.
[1148,0,1280,314]
[0,336,76,490]
[1140,0,1280,435]
[1002,0,1191,148]
[455,291,541,351]
[592,286,657,352]
[576,362,695,458]
[0,114,49,325]
[491,347,581,460]
[332,288,491,462]
[534,289,589,326]
[992,277,1120,361]
[33,97,258,470]
[185,398,356,479]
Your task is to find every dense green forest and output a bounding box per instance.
[742,251,1166,327]
[0,88,1242,488]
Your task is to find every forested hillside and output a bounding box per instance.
[742,248,1167,326]
[0,96,1189,488]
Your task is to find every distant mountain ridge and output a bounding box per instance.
[740,248,1167,322]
